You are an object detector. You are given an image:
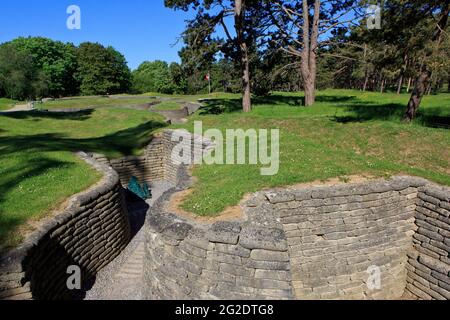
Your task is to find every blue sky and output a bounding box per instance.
[0,0,196,69]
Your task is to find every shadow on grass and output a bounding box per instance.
[0,157,76,252]
[0,120,167,157]
[333,102,450,129]
[199,94,360,115]
[0,109,95,121]
[333,103,406,123]
[0,119,167,252]
[0,158,105,300]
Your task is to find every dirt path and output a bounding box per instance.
[0,103,32,113]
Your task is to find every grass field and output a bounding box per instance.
[41,95,157,110]
[174,89,450,216]
[0,108,166,251]
[1,89,449,250]
[152,101,183,111]
[0,98,19,111]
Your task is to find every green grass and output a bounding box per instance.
[175,89,450,216]
[153,101,183,111]
[0,98,19,111]
[41,95,157,110]
[1,89,449,249]
[0,108,166,251]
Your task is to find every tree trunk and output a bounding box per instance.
[242,42,252,112]
[380,78,386,94]
[404,1,449,122]
[235,0,251,112]
[448,76,450,92]
[363,74,369,92]
[396,75,403,94]
[397,53,408,95]
[406,77,412,93]
[362,43,369,92]
[303,78,315,106]
[299,0,320,106]
[404,70,431,122]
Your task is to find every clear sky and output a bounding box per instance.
[0,0,196,69]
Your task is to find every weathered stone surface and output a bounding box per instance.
[214,243,251,258]
[140,130,450,301]
[240,226,288,251]
[207,222,241,245]
[161,222,192,241]
[251,250,290,262]
[0,152,130,300]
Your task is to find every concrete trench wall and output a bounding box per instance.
[0,130,213,300]
[0,153,131,300]
[406,185,450,300]
[92,130,212,187]
[266,178,420,300]
[144,174,450,300]
[145,193,295,300]
[143,130,450,300]
[0,129,448,300]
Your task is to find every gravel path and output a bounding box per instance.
[0,103,32,113]
[84,181,173,300]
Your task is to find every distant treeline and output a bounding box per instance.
[0,37,132,100]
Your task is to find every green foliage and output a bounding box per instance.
[76,42,132,95]
[169,62,188,94]
[132,60,174,94]
[0,42,48,100]
[0,37,132,99]
[10,37,78,97]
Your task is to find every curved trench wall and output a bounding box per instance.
[406,185,450,300]
[267,177,420,300]
[0,152,131,300]
[145,192,295,300]
[143,130,449,300]
[92,130,211,186]
[144,175,450,300]
[144,130,296,300]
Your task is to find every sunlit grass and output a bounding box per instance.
[0,108,166,251]
[0,98,19,111]
[176,89,450,216]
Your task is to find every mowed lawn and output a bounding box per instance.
[0,108,166,251]
[153,101,184,111]
[41,95,157,110]
[0,98,19,111]
[175,89,450,216]
[1,89,449,250]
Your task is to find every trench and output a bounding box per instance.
[1,103,449,300]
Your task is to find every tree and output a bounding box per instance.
[165,0,257,112]
[169,62,188,94]
[264,0,362,106]
[0,43,48,100]
[9,37,78,97]
[132,60,174,93]
[404,0,450,122]
[75,42,131,95]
